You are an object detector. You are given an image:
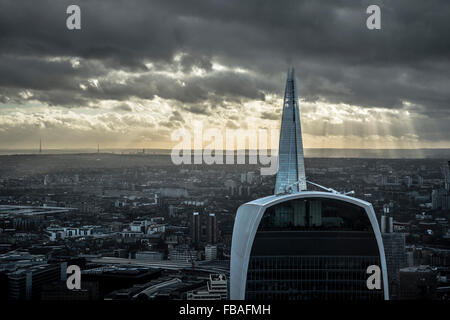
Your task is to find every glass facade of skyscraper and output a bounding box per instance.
[245,197,384,300]
[274,68,307,193]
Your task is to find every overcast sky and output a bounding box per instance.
[0,0,449,150]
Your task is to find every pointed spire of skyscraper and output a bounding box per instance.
[274,68,307,193]
[39,138,42,154]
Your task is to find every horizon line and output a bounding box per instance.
[1,147,450,151]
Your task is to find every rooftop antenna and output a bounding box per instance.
[39,138,42,154]
[276,177,354,196]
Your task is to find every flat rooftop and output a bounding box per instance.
[247,191,372,208]
[0,205,77,216]
[400,265,435,273]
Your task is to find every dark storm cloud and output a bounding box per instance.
[0,56,76,90]
[169,110,184,122]
[0,0,449,120]
[261,111,280,121]
[113,103,133,112]
[183,105,211,115]
[41,69,271,107]
[179,54,212,73]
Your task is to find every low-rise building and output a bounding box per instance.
[187,274,228,300]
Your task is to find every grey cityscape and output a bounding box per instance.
[0,0,449,305]
[1,71,449,301]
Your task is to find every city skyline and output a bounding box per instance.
[230,65,389,300]
[1,0,449,306]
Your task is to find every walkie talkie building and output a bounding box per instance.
[230,192,388,300]
[230,70,389,300]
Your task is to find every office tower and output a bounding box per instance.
[246,171,255,184]
[224,179,237,196]
[206,213,217,244]
[381,207,407,299]
[443,161,450,191]
[382,233,407,299]
[169,205,175,218]
[169,245,198,262]
[432,161,450,210]
[6,263,64,300]
[205,244,218,261]
[230,193,388,300]
[230,69,389,300]
[274,68,306,194]
[191,212,201,246]
[380,205,393,234]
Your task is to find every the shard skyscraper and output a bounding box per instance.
[274,68,307,194]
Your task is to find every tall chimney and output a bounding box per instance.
[381,215,387,233]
